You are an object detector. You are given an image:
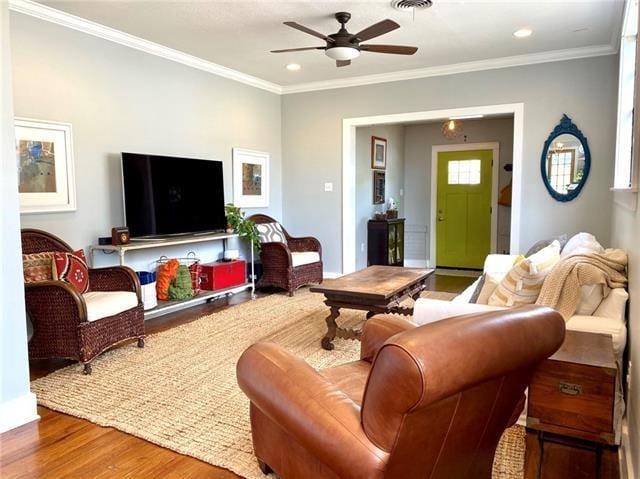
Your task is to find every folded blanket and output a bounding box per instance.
[536,249,628,320]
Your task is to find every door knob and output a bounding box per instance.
[438,216,445,221]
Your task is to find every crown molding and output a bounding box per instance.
[280,43,618,94]
[9,0,619,96]
[7,0,283,94]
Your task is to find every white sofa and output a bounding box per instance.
[414,254,628,366]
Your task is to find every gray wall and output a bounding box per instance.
[611,199,640,475]
[282,55,619,273]
[403,118,514,264]
[1,2,34,428]
[355,124,404,270]
[11,13,282,270]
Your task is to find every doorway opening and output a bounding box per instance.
[343,103,523,274]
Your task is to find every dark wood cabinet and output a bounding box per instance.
[525,331,620,479]
[367,219,405,267]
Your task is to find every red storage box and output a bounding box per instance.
[200,259,246,291]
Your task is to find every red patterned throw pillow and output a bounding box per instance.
[52,250,90,293]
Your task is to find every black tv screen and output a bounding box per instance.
[121,153,226,238]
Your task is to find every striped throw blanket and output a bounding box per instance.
[536,249,628,320]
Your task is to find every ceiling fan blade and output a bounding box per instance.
[354,19,400,42]
[270,46,326,53]
[360,44,418,55]
[336,60,351,67]
[283,21,335,43]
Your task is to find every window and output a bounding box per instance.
[548,149,575,194]
[448,159,481,185]
[614,0,639,190]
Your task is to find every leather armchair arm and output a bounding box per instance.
[287,236,322,258]
[25,280,88,323]
[89,266,142,302]
[237,342,388,478]
[360,315,417,363]
[259,242,292,268]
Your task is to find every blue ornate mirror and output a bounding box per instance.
[541,114,591,202]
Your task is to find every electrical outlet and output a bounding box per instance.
[360,243,365,252]
[400,188,404,196]
[324,182,333,192]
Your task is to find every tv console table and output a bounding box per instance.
[89,232,255,320]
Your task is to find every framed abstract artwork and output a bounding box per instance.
[373,170,386,205]
[15,118,76,214]
[232,148,269,208]
[371,136,387,170]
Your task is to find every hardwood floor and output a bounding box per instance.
[1,273,474,479]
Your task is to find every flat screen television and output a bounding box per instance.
[121,153,226,238]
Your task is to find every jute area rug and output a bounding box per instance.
[31,290,525,479]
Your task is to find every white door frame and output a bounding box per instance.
[430,142,500,268]
[342,102,524,275]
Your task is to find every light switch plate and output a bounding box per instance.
[324,182,333,192]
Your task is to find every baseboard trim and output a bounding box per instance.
[621,418,636,479]
[0,392,39,434]
[405,259,428,268]
[323,272,342,279]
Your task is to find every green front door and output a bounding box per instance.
[436,149,493,269]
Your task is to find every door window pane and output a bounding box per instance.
[448,159,481,185]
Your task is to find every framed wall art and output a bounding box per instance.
[371,136,387,170]
[373,170,386,205]
[15,118,76,214]
[232,148,269,208]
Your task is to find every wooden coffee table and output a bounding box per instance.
[310,266,434,350]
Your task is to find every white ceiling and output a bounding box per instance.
[38,0,624,87]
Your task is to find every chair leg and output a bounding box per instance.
[83,363,92,375]
[137,337,145,348]
[257,459,273,475]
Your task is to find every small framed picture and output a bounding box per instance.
[15,118,76,214]
[371,136,387,170]
[233,148,269,208]
[373,170,386,205]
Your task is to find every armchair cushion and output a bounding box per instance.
[291,251,320,267]
[83,291,138,322]
[22,251,56,283]
[256,222,287,245]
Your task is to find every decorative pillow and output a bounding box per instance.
[52,250,90,293]
[525,234,568,257]
[561,233,604,258]
[256,222,287,244]
[476,274,502,305]
[488,241,560,307]
[23,252,55,283]
[467,275,486,303]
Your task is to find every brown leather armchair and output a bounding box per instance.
[237,306,565,479]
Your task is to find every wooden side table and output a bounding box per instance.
[525,330,620,479]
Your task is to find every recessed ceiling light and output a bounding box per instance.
[286,63,301,71]
[513,28,533,38]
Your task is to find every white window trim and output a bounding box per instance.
[613,0,639,205]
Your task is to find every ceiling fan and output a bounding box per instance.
[271,12,418,67]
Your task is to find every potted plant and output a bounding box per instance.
[225,204,260,251]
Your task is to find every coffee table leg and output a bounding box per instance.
[321,307,340,351]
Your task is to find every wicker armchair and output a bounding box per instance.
[22,229,145,374]
[248,215,323,296]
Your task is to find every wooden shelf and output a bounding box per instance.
[144,283,253,320]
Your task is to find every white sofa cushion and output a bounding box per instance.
[291,251,320,267]
[413,298,506,326]
[575,284,604,316]
[83,291,139,322]
[594,288,629,323]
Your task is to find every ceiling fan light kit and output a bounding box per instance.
[271,11,419,67]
